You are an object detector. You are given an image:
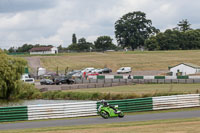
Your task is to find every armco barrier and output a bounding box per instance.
[75,78,200,85]
[90,75,200,80]
[0,94,200,122]
[153,94,200,110]
[27,101,97,120]
[97,97,153,112]
[0,106,28,122]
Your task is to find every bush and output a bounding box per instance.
[16,82,40,99]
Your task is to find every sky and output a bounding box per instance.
[0,0,200,49]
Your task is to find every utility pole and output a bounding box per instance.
[56,66,59,76]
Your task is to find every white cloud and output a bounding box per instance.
[0,0,200,49]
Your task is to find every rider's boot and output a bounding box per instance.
[115,110,121,114]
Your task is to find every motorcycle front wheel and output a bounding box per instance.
[100,111,109,119]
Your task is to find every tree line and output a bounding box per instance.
[8,44,53,53]
[7,11,200,52]
[7,35,118,53]
[145,28,200,50]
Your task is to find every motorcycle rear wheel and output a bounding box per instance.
[118,112,124,118]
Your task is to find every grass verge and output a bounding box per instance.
[63,84,200,95]
[4,83,200,101]
[13,83,200,100]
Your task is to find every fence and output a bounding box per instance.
[0,94,199,122]
[88,75,200,80]
[75,78,200,85]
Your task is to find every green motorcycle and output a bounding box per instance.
[98,100,124,119]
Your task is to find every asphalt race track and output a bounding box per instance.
[1,110,200,130]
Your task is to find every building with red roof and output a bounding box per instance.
[29,46,58,55]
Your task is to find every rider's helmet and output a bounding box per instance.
[101,99,105,104]
[101,99,109,106]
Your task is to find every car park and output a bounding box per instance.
[117,67,131,74]
[40,79,54,85]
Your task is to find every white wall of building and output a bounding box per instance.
[30,47,58,55]
[170,64,199,76]
[51,47,58,54]
[30,51,52,55]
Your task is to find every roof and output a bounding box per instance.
[169,63,200,69]
[29,46,53,52]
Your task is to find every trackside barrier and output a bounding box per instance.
[0,106,28,122]
[92,75,200,80]
[97,97,153,112]
[27,101,97,120]
[153,94,200,110]
[0,94,200,122]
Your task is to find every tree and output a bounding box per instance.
[115,11,159,50]
[94,36,117,51]
[177,19,192,32]
[16,44,33,52]
[67,43,79,51]
[67,37,94,51]
[8,47,15,53]
[77,38,94,51]
[0,50,27,99]
[72,33,77,44]
[57,45,62,50]
[183,29,200,49]
[144,36,159,51]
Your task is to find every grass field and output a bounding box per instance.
[2,117,200,133]
[63,84,200,95]
[39,50,200,72]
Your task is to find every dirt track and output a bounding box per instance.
[25,56,42,75]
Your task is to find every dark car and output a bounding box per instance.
[55,77,75,85]
[40,79,54,85]
[102,68,112,73]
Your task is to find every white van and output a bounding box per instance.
[117,67,131,74]
[21,74,35,84]
[38,67,46,76]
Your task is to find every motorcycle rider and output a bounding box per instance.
[99,100,120,113]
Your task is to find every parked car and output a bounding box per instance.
[81,67,95,73]
[72,71,83,79]
[66,70,81,79]
[117,67,131,74]
[91,69,103,74]
[87,72,99,76]
[102,68,112,73]
[55,77,75,85]
[40,79,54,85]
